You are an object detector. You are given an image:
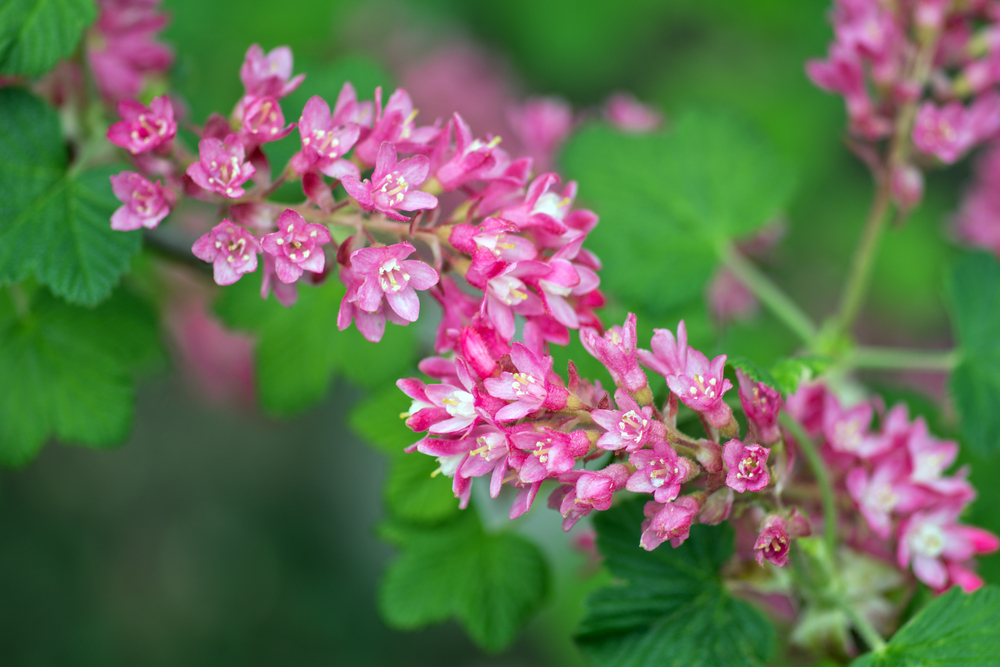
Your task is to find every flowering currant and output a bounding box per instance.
[191,220,262,286]
[260,209,331,283]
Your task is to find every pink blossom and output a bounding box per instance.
[186,133,256,199]
[239,96,295,149]
[898,507,999,590]
[723,439,770,493]
[552,464,629,531]
[507,96,573,171]
[481,261,548,340]
[337,264,407,344]
[347,242,439,323]
[501,174,598,242]
[535,236,601,329]
[341,142,439,221]
[737,370,783,446]
[260,254,298,307]
[666,350,733,429]
[260,209,331,283]
[890,163,924,211]
[822,394,886,460]
[483,342,569,421]
[754,515,791,567]
[191,220,262,285]
[912,94,1000,164]
[638,321,689,378]
[109,171,174,230]
[106,95,176,154]
[88,0,173,100]
[905,420,975,499]
[639,496,700,550]
[581,313,648,395]
[806,45,892,139]
[353,87,440,166]
[846,455,928,539]
[626,441,696,503]
[591,388,665,451]
[291,93,362,179]
[603,92,663,132]
[434,113,508,191]
[459,427,512,497]
[510,428,590,483]
[239,44,304,100]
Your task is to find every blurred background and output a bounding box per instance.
[2,0,998,664]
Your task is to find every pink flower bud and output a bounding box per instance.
[736,370,783,446]
[890,163,924,211]
[698,487,733,525]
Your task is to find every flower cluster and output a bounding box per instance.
[787,384,998,592]
[87,0,173,101]
[807,0,1000,208]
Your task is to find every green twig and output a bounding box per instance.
[778,413,837,555]
[835,183,893,337]
[720,244,817,344]
[850,346,959,371]
[838,596,888,653]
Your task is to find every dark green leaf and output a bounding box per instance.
[947,252,1000,456]
[215,275,417,416]
[850,585,1000,667]
[0,89,141,305]
[379,511,550,653]
[0,0,95,78]
[0,287,162,466]
[560,111,795,312]
[575,498,775,667]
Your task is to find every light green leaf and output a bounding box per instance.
[575,498,775,667]
[947,252,1000,456]
[560,111,795,312]
[0,287,162,466]
[0,0,95,78]
[0,89,141,305]
[727,354,777,389]
[379,510,550,653]
[215,276,417,416]
[769,356,831,396]
[851,585,1000,667]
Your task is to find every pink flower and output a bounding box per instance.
[353,87,441,166]
[754,515,791,567]
[434,113,508,191]
[890,163,924,211]
[347,242,439,322]
[723,439,770,493]
[905,420,975,499]
[581,313,648,395]
[483,342,569,421]
[552,464,629,531]
[737,370,783,446]
[341,142,439,221]
[912,94,1000,164]
[665,350,733,429]
[191,220,262,286]
[481,261,548,340]
[239,44,304,100]
[507,96,573,171]
[186,133,256,199]
[260,209,331,283]
[87,0,173,101]
[337,266,407,343]
[822,394,886,460]
[458,427,512,497]
[846,455,927,539]
[109,171,174,230]
[239,96,295,149]
[638,320,689,378]
[106,95,176,154]
[591,388,665,451]
[898,507,999,591]
[260,254,298,307]
[639,496,700,550]
[626,441,697,503]
[510,428,590,483]
[291,93,362,179]
[603,92,663,132]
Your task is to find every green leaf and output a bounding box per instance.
[727,354,777,389]
[0,0,95,78]
[560,110,795,312]
[350,388,460,525]
[850,585,1000,667]
[215,276,417,416]
[0,287,162,466]
[0,89,141,305]
[948,252,1000,456]
[379,511,550,653]
[575,498,775,667]
[769,356,831,396]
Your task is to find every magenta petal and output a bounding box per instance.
[110,207,144,231]
[356,278,384,313]
[274,256,303,283]
[401,260,439,290]
[341,176,373,209]
[213,258,241,285]
[399,190,438,211]
[387,286,420,322]
[299,250,325,274]
[354,309,386,342]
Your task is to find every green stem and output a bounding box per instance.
[838,597,888,653]
[779,413,837,556]
[720,244,817,344]
[835,183,893,337]
[850,346,960,371]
